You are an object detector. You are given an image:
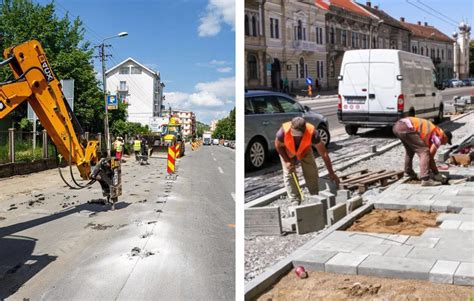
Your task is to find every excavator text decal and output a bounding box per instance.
[0,101,4,111]
[38,54,54,82]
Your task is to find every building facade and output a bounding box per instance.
[401,20,454,81]
[453,22,471,79]
[106,58,164,126]
[210,119,218,132]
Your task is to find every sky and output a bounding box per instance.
[36,0,236,124]
[366,0,472,37]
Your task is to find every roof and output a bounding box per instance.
[106,57,160,77]
[245,90,293,98]
[400,21,454,43]
[358,3,410,31]
[315,0,376,18]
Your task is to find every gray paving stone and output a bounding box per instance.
[351,244,391,255]
[292,250,338,272]
[439,220,461,229]
[437,213,474,222]
[349,233,388,245]
[431,199,451,212]
[327,202,347,226]
[293,203,326,235]
[408,194,435,201]
[459,221,474,231]
[311,239,361,253]
[319,191,336,208]
[325,253,368,274]
[336,190,350,202]
[422,228,474,239]
[407,246,474,262]
[460,208,474,215]
[454,262,474,285]
[457,189,474,196]
[405,237,440,248]
[429,260,460,284]
[323,230,353,241]
[358,255,436,280]
[383,234,410,245]
[384,245,414,257]
[347,196,363,213]
[306,195,329,224]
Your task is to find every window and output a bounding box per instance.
[317,61,320,78]
[330,27,335,44]
[295,64,298,78]
[319,28,323,44]
[119,81,127,90]
[330,59,335,78]
[270,18,279,39]
[119,67,129,74]
[362,34,367,48]
[441,49,445,60]
[448,49,452,60]
[252,16,257,36]
[303,28,306,41]
[245,98,254,114]
[250,96,282,114]
[320,61,324,78]
[245,15,249,36]
[297,20,303,40]
[299,58,305,78]
[270,18,274,38]
[275,19,279,39]
[341,30,347,47]
[421,47,424,55]
[248,55,258,80]
[351,32,356,48]
[277,96,304,113]
[437,49,440,59]
[356,33,360,48]
[131,66,142,74]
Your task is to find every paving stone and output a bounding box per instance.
[431,199,451,212]
[383,234,410,245]
[429,260,460,284]
[292,250,338,272]
[306,195,329,224]
[293,203,325,235]
[459,221,474,231]
[460,208,474,215]
[336,189,350,202]
[325,253,368,274]
[437,213,474,222]
[327,202,347,226]
[319,191,336,208]
[349,233,388,245]
[405,237,440,248]
[454,262,474,285]
[324,230,353,241]
[351,244,391,255]
[311,239,361,253]
[457,189,474,196]
[422,228,474,240]
[437,149,451,162]
[358,255,436,280]
[407,246,474,262]
[439,220,461,229]
[384,245,414,257]
[346,196,363,213]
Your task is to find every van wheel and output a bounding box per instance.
[408,107,416,117]
[246,138,267,170]
[434,105,443,124]
[345,125,359,136]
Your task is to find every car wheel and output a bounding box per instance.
[317,125,330,146]
[246,138,267,170]
[345,125,358,136]
[434,104,443,124]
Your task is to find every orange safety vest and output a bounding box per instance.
[282,121,315,160]
[408,117,445,147]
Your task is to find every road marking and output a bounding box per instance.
[213,157,217,161]
[231,192,235,202]
[218,166,224,174]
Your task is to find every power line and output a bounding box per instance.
[406,0,458,27]
[415,0,460,25]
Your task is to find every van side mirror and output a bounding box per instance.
[337,75,343,81]
[396,75,403,80]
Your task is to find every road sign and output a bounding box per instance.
[107,95,118,110]
[306,77,313,85]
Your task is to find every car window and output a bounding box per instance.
[250,96,283,114]
[245,97,254,114]
[276,96,304,113]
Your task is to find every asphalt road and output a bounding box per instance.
[299,86,473,135]
[0,144,235,300]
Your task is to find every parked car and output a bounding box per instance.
[450,79,464,87]
[337,49,444,135]
[224,140,229,147]
[462,79,472,86]
[245,90,330,170]
[212,138,219,145]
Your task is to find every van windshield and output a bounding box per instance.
[343,62,396,92]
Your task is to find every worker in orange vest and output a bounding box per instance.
[393,117,452,186]
[275,117,340,204]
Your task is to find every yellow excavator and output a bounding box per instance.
[0,40,122,207]
[149,116,185,158]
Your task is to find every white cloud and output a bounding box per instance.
[217,67,232,73]
[209,59,227,65]
[164,77,235,123]
[198,0,235,37]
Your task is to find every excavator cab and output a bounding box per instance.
[0,40,121,207]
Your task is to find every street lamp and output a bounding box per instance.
[99,31,128,158]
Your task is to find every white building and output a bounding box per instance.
[105,58,165,126]
[210,120,218,132]
[453,22,471,79]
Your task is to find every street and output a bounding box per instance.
[244,87,473,202]
[0,144,235,300]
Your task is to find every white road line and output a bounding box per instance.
[231,192,235,202]
[218,166,224,174]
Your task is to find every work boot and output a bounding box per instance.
[433,173,448,184]
[421,178,442,186]
[404,171,419,180]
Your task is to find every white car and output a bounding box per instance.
[338,49,444,135]
[212,138,219,145]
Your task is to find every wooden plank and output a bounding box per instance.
[340,170,386,184]
[245,207,282,236]
[358,171,403,185]
[339,168,369,180]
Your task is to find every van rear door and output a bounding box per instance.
[367,62,398,121]
[340,62,369,121]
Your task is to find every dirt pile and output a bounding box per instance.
[346,209,438,236]
[342,282,381,297]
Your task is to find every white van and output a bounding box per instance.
[337,49,444,135]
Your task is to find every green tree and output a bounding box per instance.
[196,121,210,137]
[212,107,235,140]
[470,40,474,77]
[0,0,127,133]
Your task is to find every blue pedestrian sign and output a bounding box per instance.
[306,77,313,85]
[107,95,118,110]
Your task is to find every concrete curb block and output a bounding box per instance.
[244,202,374,300]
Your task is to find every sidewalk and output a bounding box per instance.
[292,89,338,101]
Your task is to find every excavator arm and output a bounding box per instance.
[0,40,121,204]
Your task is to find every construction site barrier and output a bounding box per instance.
[176,143,181,158]
[167,145,176,174]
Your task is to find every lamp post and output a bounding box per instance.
[99,31,128,158]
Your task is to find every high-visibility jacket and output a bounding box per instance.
[133,140,141,151]
[407,117,445,147]
[114,141,123,152]
[282,121,315,160]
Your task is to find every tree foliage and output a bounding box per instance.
[470,40,474,77]
[212,107,235,140]
[196,121,210,138]
[110,120,150,138]
[0,0,127,133]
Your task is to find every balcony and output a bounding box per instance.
[117,85,129,92]
[292,40,315,52]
